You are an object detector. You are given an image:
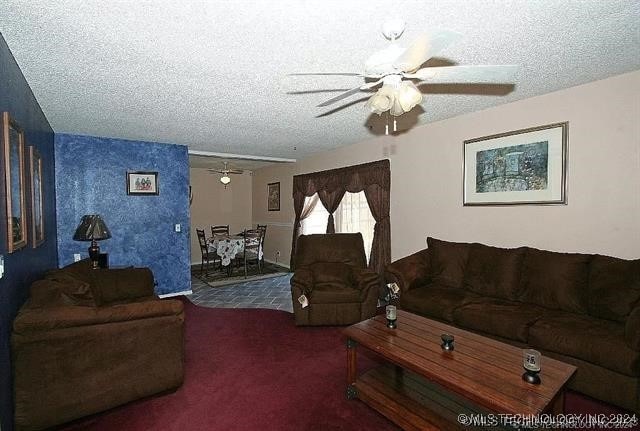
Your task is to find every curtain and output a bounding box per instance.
[290,193,319,268]
[363,184,390,273]
[290,160,390,273]
[318,189,346,234]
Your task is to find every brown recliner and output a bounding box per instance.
[290,233,380,326]
[11,259,184,431]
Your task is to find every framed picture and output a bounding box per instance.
[463,122,568,206]
[268,182,280,211]
[127,171,159,195]
[29,146,44,247]
[2,112,28,252]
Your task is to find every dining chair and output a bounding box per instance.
[211,224,230,237]
[239,229,263,278]
[257,224,267,267]
[196,229,220,275]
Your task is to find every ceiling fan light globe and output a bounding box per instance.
[397,81,422,112]
[366,85,395,115]
[220,175,231,185]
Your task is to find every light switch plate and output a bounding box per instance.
[175,223,181,232]
[0,254,4,278]
[74,253,81,262]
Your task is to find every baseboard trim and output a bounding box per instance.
[265,258,290,269]
[159,290,193,298]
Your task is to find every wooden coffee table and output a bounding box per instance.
[344,310,576,431]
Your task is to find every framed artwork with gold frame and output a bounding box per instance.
[2,112,28,252]
[29,146,44,247]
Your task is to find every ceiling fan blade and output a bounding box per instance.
[317,79,383,107]
[406,65,519,83]
[393,30,462,73]
[289,72,363,76]
[228,170,244,174]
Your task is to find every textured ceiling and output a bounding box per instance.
[1,1,639,160]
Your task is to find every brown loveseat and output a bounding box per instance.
[291,233,379,326]
[12,259,185,431]
[385,237,640,413]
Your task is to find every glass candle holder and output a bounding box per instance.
[522,349,541,384]
[385,305,397,329]
[441,334,455,351]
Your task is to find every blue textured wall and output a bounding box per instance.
[0,34,57,431]
[55,134,191,296]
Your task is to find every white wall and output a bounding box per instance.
[253,70,640,264]
[190,168,253,264]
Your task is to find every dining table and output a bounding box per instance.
[207,234,262,267]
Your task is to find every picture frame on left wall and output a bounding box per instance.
[268,182,280,211]
[29,146,45,247]
[127,171,159,195]
[2,112,28,252]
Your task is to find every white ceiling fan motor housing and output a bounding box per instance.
[381,19,405,40]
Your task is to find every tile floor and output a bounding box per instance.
[188,273,294,313]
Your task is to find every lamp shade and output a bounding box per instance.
[73,215,112,241]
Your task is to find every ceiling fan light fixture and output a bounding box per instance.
[366,80,422,117]
[220,175,231,185]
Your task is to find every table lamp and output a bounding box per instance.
[73,214,112,269]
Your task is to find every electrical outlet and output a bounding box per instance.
[74,253,81,262]
[0,254,4,279]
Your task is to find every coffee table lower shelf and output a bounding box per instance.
[350,364,509,431]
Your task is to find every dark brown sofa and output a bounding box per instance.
[12,259,185,431]
[385,237,640,413]
[291,233,379,326]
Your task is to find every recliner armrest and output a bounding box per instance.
[290,268,314,295]
[13,299,183,333]
[625,306,640,351]
[384,248,431,293]
[352,266,381,294]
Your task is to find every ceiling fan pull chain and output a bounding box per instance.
[393,118,397,132]
[385,112,389,136]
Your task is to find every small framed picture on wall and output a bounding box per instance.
[268,182,280,211]
[127,171,159,195]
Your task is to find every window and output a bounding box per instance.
[300,194,328,235]
[335,191,375,260]
[300,191,375,262]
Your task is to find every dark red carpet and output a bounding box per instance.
[61,300,637,431]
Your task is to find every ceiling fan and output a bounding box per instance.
[207,162,243,188]
[290,20,519,130]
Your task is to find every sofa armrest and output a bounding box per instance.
[384,248,431,293]
[625,306,640,351]
[13,299,183,333]
[290,268,314,295]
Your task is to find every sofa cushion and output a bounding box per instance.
[399,284,479,322]
[519,248,591,314]
[452,299,546,342]
[89,268,154,305]
[528,313,640,377]
[426,237,471,289]
[588,255,640,322]
[463,243,526,300]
